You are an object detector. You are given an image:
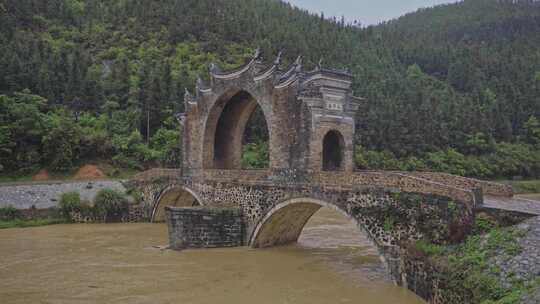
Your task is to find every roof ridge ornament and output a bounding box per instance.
[184,87,192,99]
[209,62,221,74]
[196,76,210,95]
[196,77,203,89]
[184,88,196,107]
[274,50,283,66]
[317,58,323,70]
[295,55,303,72]
[175,113,187,126]
[253,47,262,60]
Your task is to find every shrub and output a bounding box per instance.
[355,146,402,170]
[242,142,269,169]
[415,239,446,256]
[93,189,129,222]
[59,191,82,219]
[473,215,497,234]
[0,206,22,220]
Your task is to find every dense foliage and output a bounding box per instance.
[59,191,82,218]
[93,188,129,222]
[0,0,539,177]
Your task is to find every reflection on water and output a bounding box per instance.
[299,208,389,283]
[0,208,425,304]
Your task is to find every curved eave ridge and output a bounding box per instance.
[253,65,277,82]
[275,63,302,88]
[274,74,299,89]
[302,69,353,84]
[320,68,353,78]
[209,48,263,80]
[209,58,257,80]
[350,95,365,101]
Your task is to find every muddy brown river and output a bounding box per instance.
[0,208,424,304]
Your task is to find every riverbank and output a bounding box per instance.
[402,213,540,304]
[0,218,66,229]
[0,163,140,184]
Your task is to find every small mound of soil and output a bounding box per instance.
[32,169,50,181]
[74,165,106,180]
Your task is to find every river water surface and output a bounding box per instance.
[0,208,424,304]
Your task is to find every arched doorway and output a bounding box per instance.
[322,130,345,171]
[203,90,270,169]
[152,186,202,222]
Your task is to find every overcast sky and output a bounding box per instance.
[285,0,460,25]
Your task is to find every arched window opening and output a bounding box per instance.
[322,130,344,171]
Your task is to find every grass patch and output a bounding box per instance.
[0,218,67,229]
[506,180,540,194]
[0,174,36,183]
[442,227,526,303]
[414,240,446,256]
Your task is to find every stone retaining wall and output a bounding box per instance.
[166,207,244,249]
[0,180,127,209]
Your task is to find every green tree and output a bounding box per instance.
[42,109,81,172]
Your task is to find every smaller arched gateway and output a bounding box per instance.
[151,186,202,222]
[322,130,345,171]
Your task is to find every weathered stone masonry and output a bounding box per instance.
[127,51,527,303]
[166,207,244,249]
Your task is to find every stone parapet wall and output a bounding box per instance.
[405,171,513,197]
[197,169,271,183]
[311,171,479,210]
[185,169,480,209]
[132,168,182,183]
[166,207,244,250]
[133,169,511,213]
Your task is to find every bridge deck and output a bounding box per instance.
[481,196,540,216]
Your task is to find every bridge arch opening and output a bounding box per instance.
[203,90,270,169]
[322,130,345,171]
[250,199,379,251]
[152,186,202,222]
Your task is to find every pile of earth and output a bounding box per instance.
[73,165,106,180]
[32,169,50,181]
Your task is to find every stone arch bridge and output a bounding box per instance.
[127,50,516,287]
[128,167,513,281]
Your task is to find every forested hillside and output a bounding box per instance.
[0,0,539,178]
